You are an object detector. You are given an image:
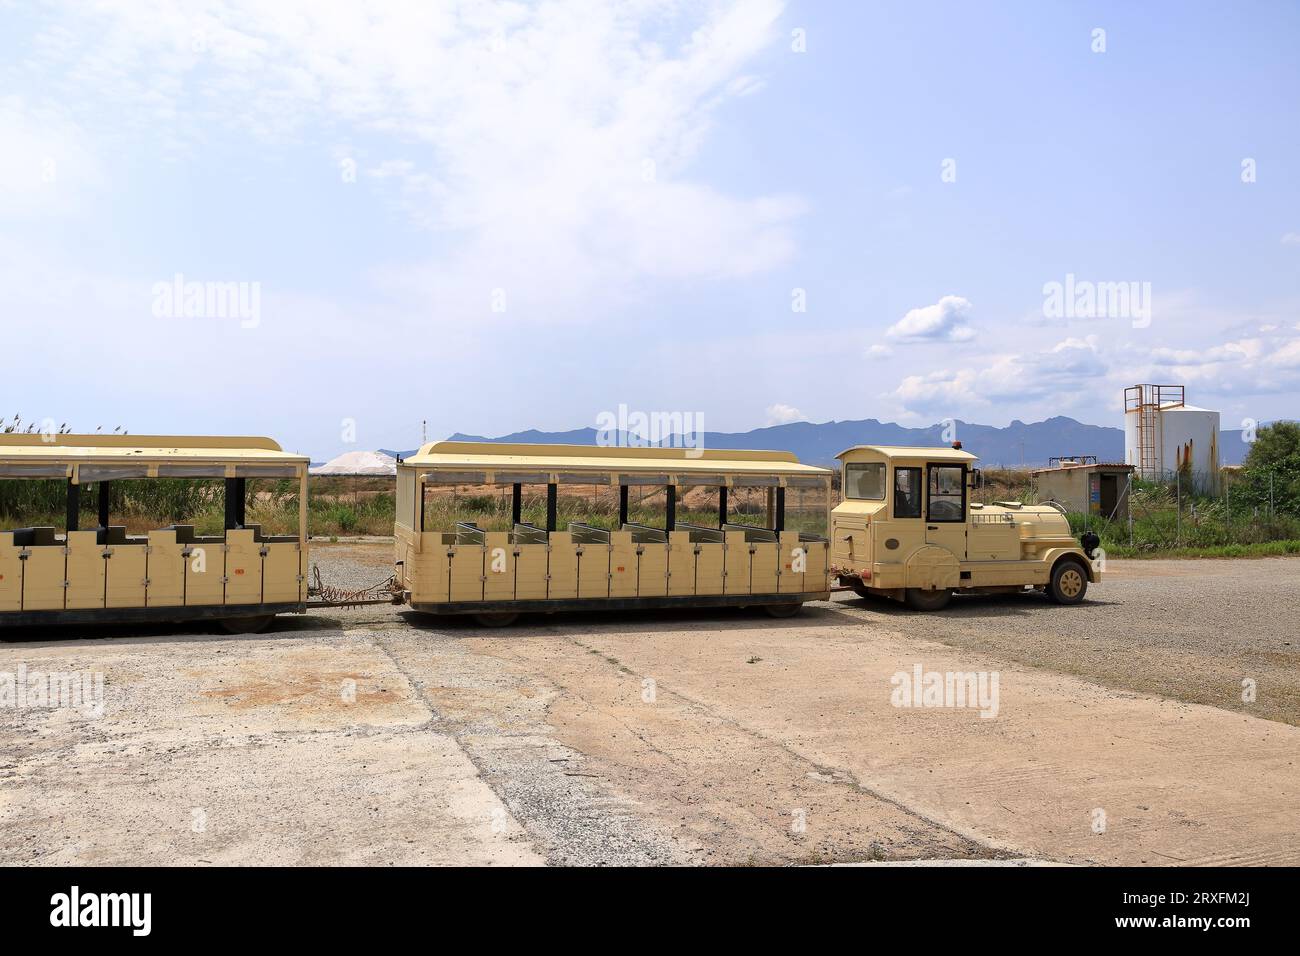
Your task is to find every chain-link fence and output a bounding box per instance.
[1056,468,1300,553]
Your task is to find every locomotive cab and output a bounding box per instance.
[831,445,1099,611]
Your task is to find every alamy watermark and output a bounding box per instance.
[1,664,104,718]
[890,663,1000,719]
[595,404,705,458]
[50,886,150,936]
[1042,273,1151,328]
[152,273,261,328]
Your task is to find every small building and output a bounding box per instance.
[1031,457,1134,521]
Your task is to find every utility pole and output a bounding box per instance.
[422,419,427,444]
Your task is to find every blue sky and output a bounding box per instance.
[2,0,1297,458]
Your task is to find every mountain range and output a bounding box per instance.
[382,416,1254,468]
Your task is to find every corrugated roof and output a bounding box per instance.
[404,441,830,477]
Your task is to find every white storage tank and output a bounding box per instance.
[1123,385,1220,490]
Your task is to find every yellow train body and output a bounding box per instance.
[2,434,1102,629]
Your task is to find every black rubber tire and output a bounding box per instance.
[473,612,520,627]
[218,615,274,634]
[763,602,803,618]
[904,588,953,612]
[836,575,873,600]
[1047,560,1088,605]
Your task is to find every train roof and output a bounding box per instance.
[0,434,308,479]
[404,441,831,479]
[836,444,978,463]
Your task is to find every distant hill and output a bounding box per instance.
[384,417,1093,467]
[383,416,1259,468]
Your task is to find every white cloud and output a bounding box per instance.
[727,75,766,97]
[14,0,800,321]
[887,295,975,342]
[1148,340,1262,366]
[1282,232,1300,245]
[765,403,803,425]
[891,335,1108,418]
[865,344,892,359]
[1140,330,1300,393]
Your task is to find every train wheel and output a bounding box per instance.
[763,602,803,618]
[1047,561,1088,605]
[473,612,519,627]
[219,615,274,634]
[904,588,952,612]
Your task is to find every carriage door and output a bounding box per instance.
[925,463,967,560]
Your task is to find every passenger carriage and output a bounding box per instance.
[0,434,308,632]
[393,442,833,625]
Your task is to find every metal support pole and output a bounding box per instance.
[1175,471,1181,545]
[300,470,309,553]
[98,480,111,529]
[65,479,80,533]
[666,485,676,532]
[546,483,557,532]
[825,478,832,539]
[511,483,522,526]
[774,486,786,533]
[225,477,246,530]
[1083,478,1090,533]
[1127,475,1134,547]
[718,486,728,528]
[618,485,628,527]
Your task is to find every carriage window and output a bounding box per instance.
[396,469,415,530]
[844,463,885,500]
[785,483,830,535]
[893,467,922,518]
[927,465,965,522]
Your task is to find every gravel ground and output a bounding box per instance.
[828,556,1300,726]
[307,542,1300,726]
[4,542,1296,866]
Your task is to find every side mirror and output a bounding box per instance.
[970,468,982,487]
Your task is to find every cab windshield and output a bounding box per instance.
[844,462,886,500]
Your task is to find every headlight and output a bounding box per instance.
[1080,532,1100,558]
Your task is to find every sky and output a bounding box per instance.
[1,0,1297,458]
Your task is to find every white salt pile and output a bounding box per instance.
[310,450,398,476]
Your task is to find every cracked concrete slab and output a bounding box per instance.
[0,631,542,866]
